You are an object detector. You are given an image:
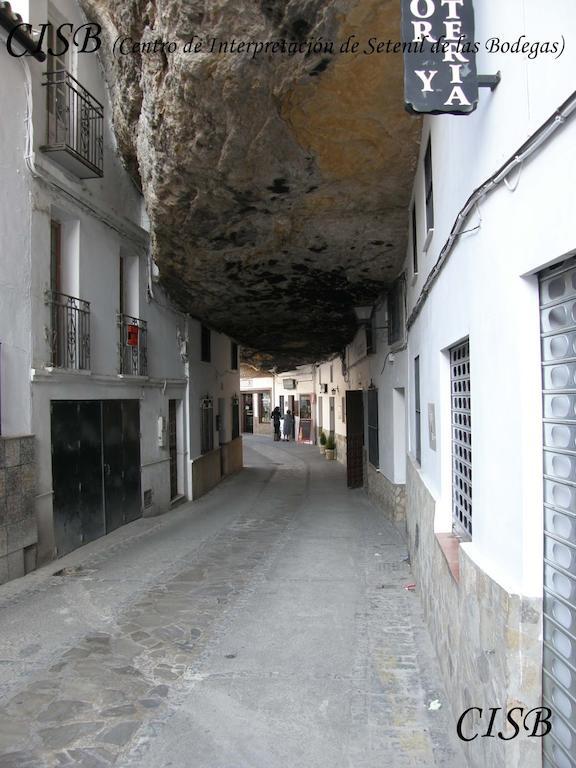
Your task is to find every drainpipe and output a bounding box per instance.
[0,4,46,61]
[407,88,576,330]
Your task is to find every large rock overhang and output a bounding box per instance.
[81,0,421,370]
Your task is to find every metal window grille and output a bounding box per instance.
[539,258,576,768]
[414,356,421,464]
[424,138,434,232]
[118,314,147,376]
[451,339,472,539]
[231,396,240,440]
[46,290,90,370]
[367,388,379,468]
[201,397,214,454]
[412,202,418,274]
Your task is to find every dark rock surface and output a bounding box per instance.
[81,0,420,368]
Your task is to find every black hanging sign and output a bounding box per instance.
[401,0,479,115]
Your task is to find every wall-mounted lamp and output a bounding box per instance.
[368,379,376,390]
[354,306,373,325]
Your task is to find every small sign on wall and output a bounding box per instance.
[428,403,437,451]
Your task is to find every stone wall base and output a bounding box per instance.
[406,457,542,768]
[0,436,37,585]
[191,449,222,500]
[366,463,406,522]
[335,433,347,467]
[253,421,273,437]
[221,437,243,477]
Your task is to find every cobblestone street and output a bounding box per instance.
[0,437,465,767]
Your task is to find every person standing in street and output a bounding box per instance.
[282,410,294,441]
[272,406,281,441]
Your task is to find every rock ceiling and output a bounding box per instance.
[81,0,421,369]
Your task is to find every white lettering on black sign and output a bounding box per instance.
[402,0,479,114]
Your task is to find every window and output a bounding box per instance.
[450,339,472,539]
[201,325,211,363]
[366,319,375,355]
[279,395,285,416]
[412,202,418,275]
[201,396,214,454]
[230,341,239,370]
[424,138,434,235]
[119,255,125,315]
[258,392,271,422]
[342,396,346,423]
[414,356,421,464]
[387,277,405,346]
[367,389,379,468]
[330,364,333,383]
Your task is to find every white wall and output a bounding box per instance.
[0,39,33,436]
[398,0,576,596]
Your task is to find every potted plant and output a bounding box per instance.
[319,430,327,454]
[325,435,336,460]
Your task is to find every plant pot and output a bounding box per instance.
[319,445,326,454]
[325,449,335,461]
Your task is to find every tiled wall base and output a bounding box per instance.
[366,462,406,522]
[406,457,542,768]
[0,436,37,585]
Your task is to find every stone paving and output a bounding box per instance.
[0,437,466,768]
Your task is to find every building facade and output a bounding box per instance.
[315,3,576,766]
[0,0,241,578]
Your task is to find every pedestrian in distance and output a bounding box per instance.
[283,410,294,441]
[272,406,281,441]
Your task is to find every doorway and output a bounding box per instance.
[346,390,364,488]
[169,399,178,500]
[51,400,142,557]
[242,393,253,433]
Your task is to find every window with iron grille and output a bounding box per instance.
[450,339,472,539]
[231,396,240,440]
[201,325,211,363]
[387,278,405,346]
[201,397,214,454]
[230,341,239,370]
[424,137,434,233]
[414,356,421,464]
[367,389,379,468]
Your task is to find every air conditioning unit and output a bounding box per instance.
[283,379,296,390]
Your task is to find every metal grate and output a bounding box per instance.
[118,314,147,376]
[46,290,90,370]
[451,339,472,539]
[539,259,576,768]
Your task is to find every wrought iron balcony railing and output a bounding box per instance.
[46,290,91,370]
[41,70,104,179]
[118,314,148,376]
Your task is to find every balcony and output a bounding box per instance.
[41,70,104,179]
[46,291,91,370]
[118,314,148,376]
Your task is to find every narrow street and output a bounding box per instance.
[0,437,464,768]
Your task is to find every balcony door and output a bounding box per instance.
[46,16,71,145]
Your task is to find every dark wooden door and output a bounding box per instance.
[102,400,141,533]
[346,390,364,489]
[242,394,253,433]
[51,400,104,557]
[169,400,178,499]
